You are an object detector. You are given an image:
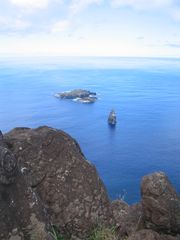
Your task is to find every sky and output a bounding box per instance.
[1,0,180,57]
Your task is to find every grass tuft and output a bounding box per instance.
[88,227,118,240]
[49,226,65,240]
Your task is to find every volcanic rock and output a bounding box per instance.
[0,130,3,141]
[0,146,49,239]
[141,172,180,235]
[127,229,162,240]
[4,126,112,238]
[127,230,180,240]
[2,126,180,240]
[111,199,129,225]
[115,203,143,237]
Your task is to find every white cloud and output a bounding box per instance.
[170,7,180,21]
[0,16,31,31]
[51,20,69,33]
[111,0,173,10]
[110,0,180,22]
[70,0,103,14]
[0,16,8,26]
[10,0,49,9]
[13,19,31,30]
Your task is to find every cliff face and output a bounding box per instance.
[0,126,180,240]
[1,126,112,239]
[114,172,180,240]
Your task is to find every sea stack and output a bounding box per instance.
[108,110,117,126]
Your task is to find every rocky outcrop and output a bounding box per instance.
[113,172,180,240]
[127,229,162,240]
[0,130,3,141]
[3,126,112,239]
[0,145,49,239]
[55,89,97,103]
[141,172,180,235]
[111,199,129,225]
[0,146,18,185]
[114,203,143,237]
[127,229,179,240]
[1,126,180,240]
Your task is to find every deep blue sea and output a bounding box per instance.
[0,57,180,204]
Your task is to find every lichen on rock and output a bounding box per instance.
[2,126,113,239]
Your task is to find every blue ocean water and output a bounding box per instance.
[0,57,180,204]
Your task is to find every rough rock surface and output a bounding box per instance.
[116,203,143,237]
[141,172,180,235]
[1,126,180,240]
[127,229,162,240]
[0,146,49,239]
[4,126,112,238]
[112,172,180,240]
[111,199,129,225]
[0,146,18,185]
[0,130,3,141]
[127,229,180,240]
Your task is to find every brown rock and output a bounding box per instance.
[127,229,162,240]
[4,126,112,238]
[141,172,180,234]
[161,235,180,240]
[111,199,129,225]
[0,147,49,239]
[0,146,18,185]
[0,130,3,141]
[115,203,143,237]
[128,230,180,240]
[9,236,22,240]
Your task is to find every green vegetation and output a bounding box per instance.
[49,225,127,240]
[49,226,65,240]
[88,227,118,240]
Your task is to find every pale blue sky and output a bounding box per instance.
[1,0,180,57]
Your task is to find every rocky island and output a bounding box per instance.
[55,89,97,103]
[108,110,117,126]
[0,126,180,240]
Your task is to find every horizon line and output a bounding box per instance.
[1,55,180,60]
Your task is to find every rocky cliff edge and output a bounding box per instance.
[0,126,180,240]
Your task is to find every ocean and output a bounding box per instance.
[0,57,180,204]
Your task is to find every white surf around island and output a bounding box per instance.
[54,89,98,103]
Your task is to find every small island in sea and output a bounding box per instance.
[55,89,97,103]
[108,110,117,126]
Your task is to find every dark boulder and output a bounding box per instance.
[127,229,162,240]
[111,199,129,226]
[0,146,49,240]
[0,130,3,141]
[115,203,143,237]
[127,230,180,240]
[141,172,180,235]
[4,126,113,239]
[0,146,18,185]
